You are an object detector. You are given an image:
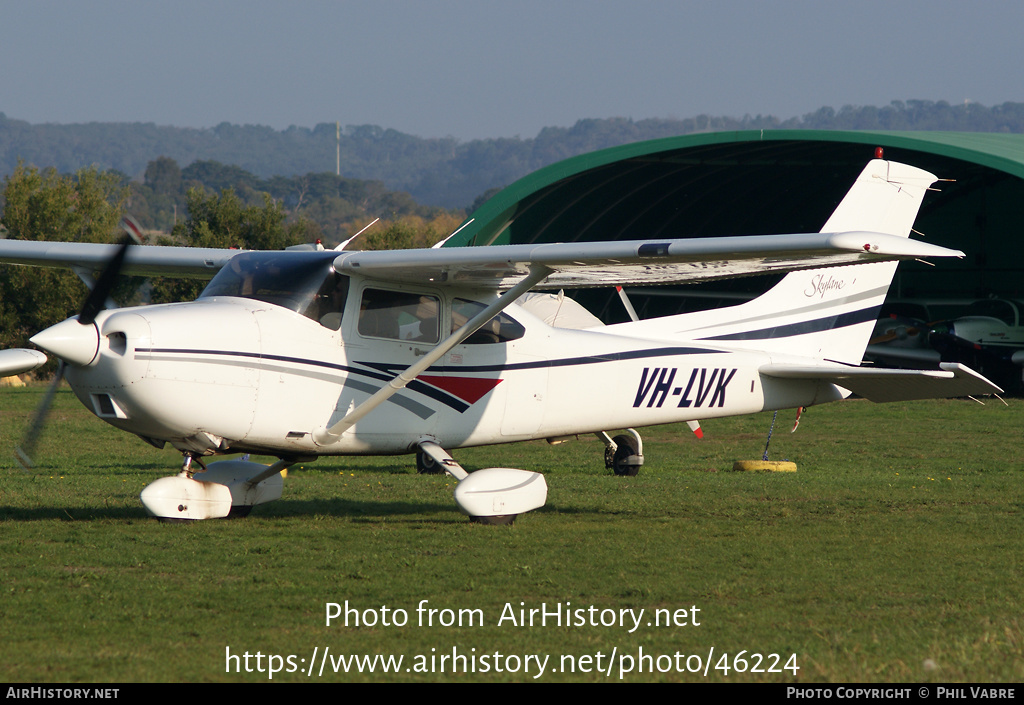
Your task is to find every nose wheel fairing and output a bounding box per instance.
[140,458,288,521]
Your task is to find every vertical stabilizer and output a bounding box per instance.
[617,159,938,364]
[819,159,937,236]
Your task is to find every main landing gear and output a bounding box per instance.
[597,429,644,476]
[415,449,443,474]
[416,440,547,524]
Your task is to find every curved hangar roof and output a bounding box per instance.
[448,130,1024,320]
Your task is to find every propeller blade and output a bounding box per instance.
[15,361,65,469]
[17,215,139,467]
[78,216,141,326]
[120,214,144,244]
[78,236,132,325]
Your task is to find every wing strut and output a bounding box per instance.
[616,285,639,322]
[312,265,552,446]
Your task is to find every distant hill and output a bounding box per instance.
[2,100,1022,209]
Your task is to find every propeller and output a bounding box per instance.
[15,217,141,468]
[869,325,922,345]
[869,314,941,346]
[15,361,65,469]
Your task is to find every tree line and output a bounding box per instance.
[3,100,1022,209]
[0,160,464,356]
[132,155,461,243]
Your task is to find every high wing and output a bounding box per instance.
[0,231,960,289]
[0,241,240,278]
[333,231,961,289]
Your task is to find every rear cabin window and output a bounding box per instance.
[452,299,526,344]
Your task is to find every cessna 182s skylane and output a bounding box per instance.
[0,158,1001,522]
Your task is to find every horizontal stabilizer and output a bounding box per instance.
[760,362,1001,402]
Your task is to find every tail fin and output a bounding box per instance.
[627,159,938,364]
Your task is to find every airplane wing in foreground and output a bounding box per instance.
[333,231,961,289]
[0,241,240,278]
[0,230,960,289]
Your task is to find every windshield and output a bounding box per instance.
[200,251,348,328]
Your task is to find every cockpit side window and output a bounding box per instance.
[358,288,440,343]
[312,273,349,331]
[451,299,525,344]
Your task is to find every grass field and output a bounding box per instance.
[1,385,1021,682]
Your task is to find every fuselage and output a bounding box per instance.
[58,279,841,459]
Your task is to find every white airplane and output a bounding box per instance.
[0,159,1001,523]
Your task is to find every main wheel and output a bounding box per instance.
[610,434,642,476]
[416,450,443,474]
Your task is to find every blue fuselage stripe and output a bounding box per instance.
[134,345,720,414]
[698,307,880,342]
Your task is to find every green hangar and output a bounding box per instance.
[448,130,1024,325]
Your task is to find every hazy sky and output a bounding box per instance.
[2,0,1021,140]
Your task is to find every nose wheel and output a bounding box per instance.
[141,455,291,521]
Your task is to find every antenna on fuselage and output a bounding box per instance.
[335,217,379,251]
[431,218,475,249]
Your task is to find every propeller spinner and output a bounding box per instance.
[15,217,141,468]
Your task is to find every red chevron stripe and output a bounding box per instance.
[419,375,503,404]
